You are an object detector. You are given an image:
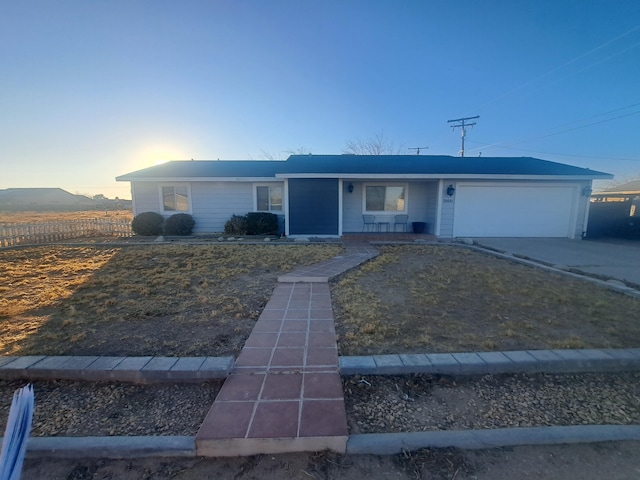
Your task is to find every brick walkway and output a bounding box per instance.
[195,246,378,456]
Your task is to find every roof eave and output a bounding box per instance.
[276,173,613,180]
[116,176,282,182]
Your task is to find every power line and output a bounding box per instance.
[465,102,640,154]
[509,110,640,145]
[408,147,429,155]
[528,101,640,137]
[447,116,479,157]
[466,24,640,116]
[466,140,640,162]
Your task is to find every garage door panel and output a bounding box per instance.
[453,185,577,237]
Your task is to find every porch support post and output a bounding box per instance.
[338,179,344,236]
[435,179,444,237]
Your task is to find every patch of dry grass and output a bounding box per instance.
[0,243,341,356]
[332,244,640,355]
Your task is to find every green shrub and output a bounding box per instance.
[224,214,248,235]
[165,213,195,235]
[131,212,165,236]
[246,212,278,235]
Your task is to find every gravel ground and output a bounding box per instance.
[3,372,640,439]
[0,380,221,436]
[343,372,640,433]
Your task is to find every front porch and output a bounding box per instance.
[341,232,436,242]
[341,180,439,237]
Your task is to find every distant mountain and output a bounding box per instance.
[0,188,129,211]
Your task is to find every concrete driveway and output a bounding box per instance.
[472,238,640,287]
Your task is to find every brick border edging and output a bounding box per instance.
[346,425,640,455]
[3,349,640,383]
[22,436,195,459]
[0,356,234,383]
[12,425,640,459]
[339,349,640,376]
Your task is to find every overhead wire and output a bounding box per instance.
[504,109,640,145]
[465,23,640,117]
[466,140,640,162]
[456,24,640,169]
[460,22,640,162]
[466,102,640,154]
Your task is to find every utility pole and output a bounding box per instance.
[447,115,479,157]
[408,146,429,155]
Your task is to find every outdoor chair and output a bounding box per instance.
[394,214,409,232]
[362,215,376,232]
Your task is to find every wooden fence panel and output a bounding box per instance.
[0,219,132,248]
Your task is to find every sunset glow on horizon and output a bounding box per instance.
[2,1,639,201]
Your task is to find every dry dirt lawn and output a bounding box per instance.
[4,242,640,479]
[3,242,639,358]
[331,244,640,355]
[0,244,341,356]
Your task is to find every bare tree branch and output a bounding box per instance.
[259,147,312,160]
[343,132,404,155]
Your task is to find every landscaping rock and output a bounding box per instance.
[0,379,222,437]
[343,372,640,434]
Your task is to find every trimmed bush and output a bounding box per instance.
[131,211,164,236]
[246,212,278,235]
[165,213,195,236]
[224,214,248,235]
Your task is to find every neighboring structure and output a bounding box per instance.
[116,155,612,239]
[591,180,640,203]
[588,180,640,238]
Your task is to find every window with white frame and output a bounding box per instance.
[364,184,406,212]
[161,185,190,212]
[256,185,283,212]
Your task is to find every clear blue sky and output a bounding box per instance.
[1,0,639,199]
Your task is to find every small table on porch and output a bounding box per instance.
[377,221,391,232]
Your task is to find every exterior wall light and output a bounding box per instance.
[582,186,593,197]
[446,185,456,196]
[348,183,354,194]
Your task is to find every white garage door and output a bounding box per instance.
[453,184,578,237]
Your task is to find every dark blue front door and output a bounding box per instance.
[288,179,339,235]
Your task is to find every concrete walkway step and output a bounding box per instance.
[278,246,378,283]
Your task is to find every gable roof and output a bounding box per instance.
[281,155,611,178]
[116,160,287,181]
[116,155,611,181]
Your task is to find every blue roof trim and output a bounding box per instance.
[116,155,611,181]
[283,155,611,176]
[116,160,288,180]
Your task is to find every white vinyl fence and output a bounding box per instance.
[0,219,132,247]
